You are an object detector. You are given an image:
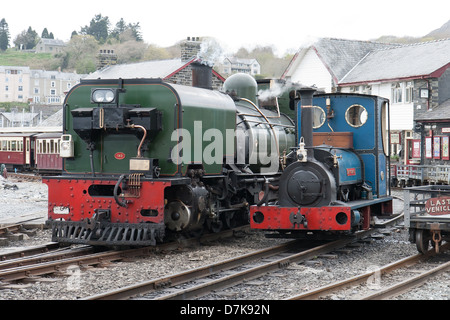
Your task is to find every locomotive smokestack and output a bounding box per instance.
[191,61,213,90]
[298,87,317,158]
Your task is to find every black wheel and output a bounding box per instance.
[415,229,430,254]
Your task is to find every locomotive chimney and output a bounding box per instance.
[298,87,317,159]
[191,61,213,90]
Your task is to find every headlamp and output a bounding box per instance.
[91,88,117,104]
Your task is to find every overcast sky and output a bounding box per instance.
[3,0,449,56]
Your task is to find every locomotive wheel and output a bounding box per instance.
[415,229,430,254]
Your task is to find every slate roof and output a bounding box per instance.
[282,38,396,83]
[415,99,450,121]
[340,38,450,84]
[84,58,187,80]
[39,39,65,46]
[312,38,397,83]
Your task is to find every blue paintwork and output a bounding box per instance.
[297,93,390,198]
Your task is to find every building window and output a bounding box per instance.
[50,89,56,95]
[5,86,8,91]
[18,86,23,92]
[51,81,56,87]
[405,81,413,103]
[391,83,403,104]
[34,88,39,94]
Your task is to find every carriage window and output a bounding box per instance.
[11,140,17,151]
[1,140,6,151]
[312,106,326,129]
[345,104,368,127]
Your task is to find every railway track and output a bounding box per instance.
[83,218,401,300]
[0,226,248,287]
[287,242,450,300]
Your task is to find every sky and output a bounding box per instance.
[2,0,449,56]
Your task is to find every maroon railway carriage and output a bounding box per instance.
[34,133,62,173]
[0,133,35,171]
[0,132,62,174]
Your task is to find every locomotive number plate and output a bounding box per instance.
[114,152,126,160]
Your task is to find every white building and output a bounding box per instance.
[221,57,260,76]
[282,38,450,161]
[0,66,31,103]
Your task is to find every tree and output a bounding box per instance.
[14,26,39,50]
[41,28,54,39]
[0,18,10,51]
[58,34,99,73]
[110,18,143,43]
[41,28,49,38]
[235,45,292,78]
[80,14,110,44]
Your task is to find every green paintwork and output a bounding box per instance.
[63,79,237,176]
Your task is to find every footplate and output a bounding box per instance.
[46,220,165,246]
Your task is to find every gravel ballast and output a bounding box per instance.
[0,177,448,300]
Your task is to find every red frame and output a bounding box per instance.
[433,136,441,159]
[425,136,432,159]
[43,178,170,224]
[250,206,352,231]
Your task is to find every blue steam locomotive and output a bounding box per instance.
[250,87,393,238]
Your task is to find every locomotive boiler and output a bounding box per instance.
[43,72,295,246]
[250,88,393,238]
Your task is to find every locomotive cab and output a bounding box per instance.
[250,90,393,238]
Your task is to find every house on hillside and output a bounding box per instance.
[220,57,260,76]
[85,37,226,90]
[35,39,65,54]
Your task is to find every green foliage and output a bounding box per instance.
[0,18,10,51]
[80,14,110,44]
[0,49,53,69]
[0,102,29,112]
[41,28,54,39]
[235,45,293,78]
[13,26,39,49]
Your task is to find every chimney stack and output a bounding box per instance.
[181,36,201,62]
[191,61,213,90]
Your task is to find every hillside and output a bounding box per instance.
[425,19,450,39]
[374,19,450,43]
[0,50,59,70]
[1,19,448,77]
